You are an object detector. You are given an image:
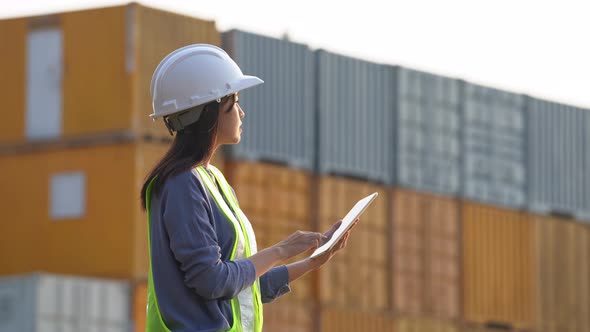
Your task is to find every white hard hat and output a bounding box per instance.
[149,44,263,130]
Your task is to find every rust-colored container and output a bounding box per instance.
[462,202,537,329]
[0,139,225,280]
[224,160,314,304]
[133,281,148,332]
[317,176,390,310]
[392,189,460,320]
[0,4,220,144]
[263,299,315,332]
[320,307,395,332]
[395,317,460,332]
[536,216,590,332]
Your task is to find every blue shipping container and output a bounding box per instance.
[316,50,394,184]
[222,30,315,170]
[527,97,590,221]
[394,67,461,195]
[461,83,526,209]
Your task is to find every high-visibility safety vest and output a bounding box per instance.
[145,165,263,332]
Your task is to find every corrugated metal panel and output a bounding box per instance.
[317,50,394,184]
[527,97,590,220]
[536,216,590,332]
[0,273,130,332]
[262,300,314,332]
[135,4,220,139]
[225,161,314,304]
[462,202,537,329]
[222,30,315,170]
[320,307,395,332]
[395,317,460,332]
[318,176,389,310]
[0,18,27,144]
[461,83,526,208]
[0,141,153,279]
[61,6,132,138]
[395,67,461,194]
[392,189,460,320]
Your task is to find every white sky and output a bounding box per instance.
[2,0,589,108]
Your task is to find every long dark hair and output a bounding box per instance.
[140,95,234,210]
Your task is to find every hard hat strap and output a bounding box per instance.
[165,104,206,132]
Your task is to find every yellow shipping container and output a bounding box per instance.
[462,202,537,329]
[0,139,224,279]
[317,176,390,310]
[320,307,395,332]
[0,4,220,144]
[224,160,314,304]
[536,216,590,332]
[395,317,460,332]
[392,189,460,320]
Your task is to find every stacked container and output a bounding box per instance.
[394,67,461,195]
[461,203,537,329]
[391,189,460,320]
[461,83,526,209]
[0,273,131,332]
[3,4,590,332]
[0,4,223,331]
[527,97,590,220]
[316,50,394,184]
[222,30,316,170]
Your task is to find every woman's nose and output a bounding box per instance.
[239,105,245,118]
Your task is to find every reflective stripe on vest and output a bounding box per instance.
[197,165,263,332]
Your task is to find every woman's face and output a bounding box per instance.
[216,93,244,145]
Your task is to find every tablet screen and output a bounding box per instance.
[310,192,378,258]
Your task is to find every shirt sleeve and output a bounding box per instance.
[162,171,257,300]
[259,265,291,303]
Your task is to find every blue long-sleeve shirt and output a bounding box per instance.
[148,169,291,332]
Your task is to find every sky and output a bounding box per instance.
[1,0,589,108]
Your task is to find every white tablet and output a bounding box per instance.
[310,192,379,258]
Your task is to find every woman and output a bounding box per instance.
[140,44,353,332]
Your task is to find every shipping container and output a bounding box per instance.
[535,216,590,332]
[0,273,130,332]
[320,307,395,332]
[462,202,537,329]
[0,4,220,144]
[224,160,314,304]
[222,30,316,170]
[527,97,590,220]
[395,317,460,332]
[263,299,315,332]
[317,176,390,310]
[392,189,460,320]
[461,83,526,209]
[0,138,222,280]
[316,50,394,184]
[395,67,461,195]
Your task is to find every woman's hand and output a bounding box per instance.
[275,230,324,260]
[310,218,358,269]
